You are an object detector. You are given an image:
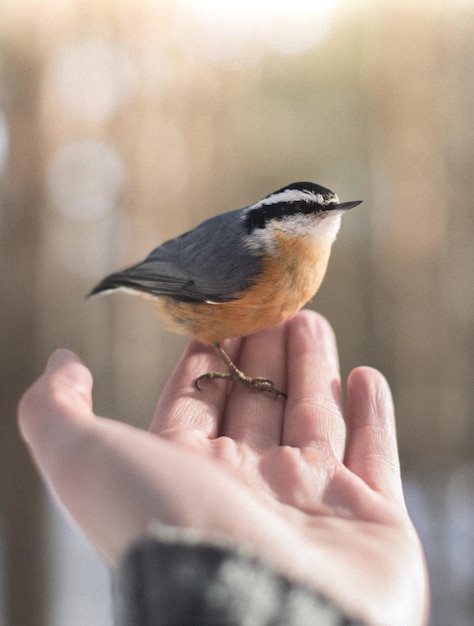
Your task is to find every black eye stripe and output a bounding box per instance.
[244,200,326,233]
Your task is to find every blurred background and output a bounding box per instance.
[1,0,473,624]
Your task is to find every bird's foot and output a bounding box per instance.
[195,370,286,399]
[195,343,287,399]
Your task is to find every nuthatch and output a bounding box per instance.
[89,182,361,398]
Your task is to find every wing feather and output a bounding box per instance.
[89,209,262,303]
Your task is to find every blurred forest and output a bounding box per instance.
[1,0,474,624]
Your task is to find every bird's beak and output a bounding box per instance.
[335,200,362,212]
[326,200,362,216]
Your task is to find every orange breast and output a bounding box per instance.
[156,230,331,344]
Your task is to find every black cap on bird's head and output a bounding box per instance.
[244,181,362,234]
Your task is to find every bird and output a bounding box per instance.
[88,182,361,398]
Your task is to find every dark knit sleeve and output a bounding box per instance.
[114,524,366,626]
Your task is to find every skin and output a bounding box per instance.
[17,311,429,626]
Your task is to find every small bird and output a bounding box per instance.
[89,182,361,398]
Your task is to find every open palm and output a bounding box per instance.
[18,311,428,625]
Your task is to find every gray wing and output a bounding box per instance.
[88,209,262,303]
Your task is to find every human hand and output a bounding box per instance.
[18,311,428,626]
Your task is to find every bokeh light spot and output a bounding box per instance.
[47,139,125,220]
[172,0,339,67]
[48,38,137,121]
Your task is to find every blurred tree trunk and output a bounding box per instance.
[0,48,46,626]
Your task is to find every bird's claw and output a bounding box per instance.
[195,371,287,400]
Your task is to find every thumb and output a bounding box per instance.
[17,349,95,476]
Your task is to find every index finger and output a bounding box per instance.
[150,339,240,438]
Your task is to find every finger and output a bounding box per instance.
[282,311,346,458]
[18,349,95,474]
[18,349,94,443]
[17,349,193,563]
[220,321,287,449]
[150,338,241,437]
[345,366,404,502]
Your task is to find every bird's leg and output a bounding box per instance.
[195,343,287,399]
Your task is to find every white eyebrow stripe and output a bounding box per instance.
[262,189,321,206]
[250,188,339,209]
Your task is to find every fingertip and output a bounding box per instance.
[286,309,335,341]
[46,348,84,371]
[285,310,340,392]
[18,349,94,448]
[348,366,395,427]
[348,365,388,387]
[45,349,94,396]
[17,352,101,497]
